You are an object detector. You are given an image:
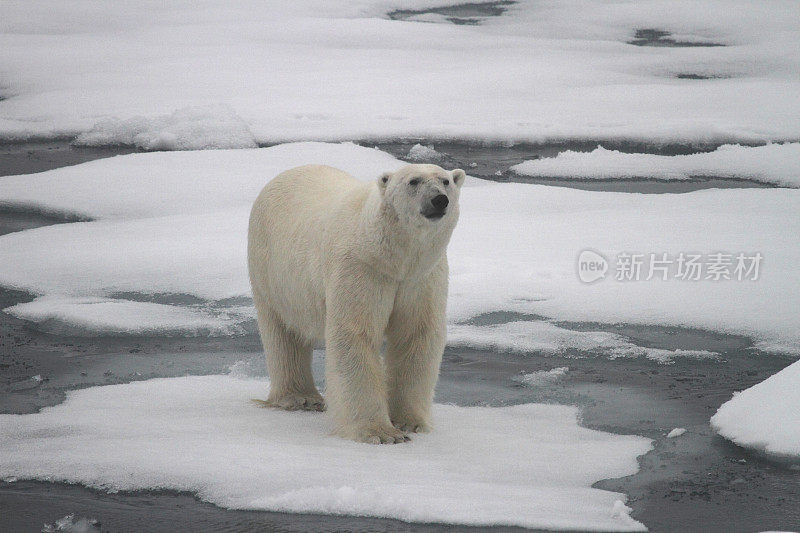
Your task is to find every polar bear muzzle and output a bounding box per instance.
[423,194,449,219]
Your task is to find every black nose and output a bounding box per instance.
[431,194,449,210]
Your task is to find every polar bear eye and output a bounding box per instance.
[409,178,421,186]
[442,179,450,186]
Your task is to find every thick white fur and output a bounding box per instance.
[247,163,464,444]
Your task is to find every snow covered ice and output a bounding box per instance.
[4,296,249,337]
[0,374,652,531]
[1,1,798,146]
[1,1,799,528]
[0,142,798,356]
[510,143,800,187]
[711,359,800,461]
[448,321,721,364]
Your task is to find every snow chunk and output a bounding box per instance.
[0,375,652,531]
[406,143,444,162]
[74,105,257,151]
[448,321,720,364]
[666,428,687,438]
[510,144,800,187]
[41,514,100,533]
[608,347,721,364]
[515,367,569,387]
[227,359,264,379]
[711,359,800,460]
[4,296,247,337]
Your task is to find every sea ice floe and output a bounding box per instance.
[449,321,721,363]
[0,2,797,145]
[711,359,800,460]
[5,296,249,337]
[0,374,652,530]
[0,142,798,354]
[510,144,800,188]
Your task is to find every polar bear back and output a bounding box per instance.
[248,165,370,342]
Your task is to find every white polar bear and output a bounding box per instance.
[247,163,464,444]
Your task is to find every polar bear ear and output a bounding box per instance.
[378,172,392,194]
[451,169,466,187]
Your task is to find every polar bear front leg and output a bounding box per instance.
[324,273,409,444]
[386,263,448,433]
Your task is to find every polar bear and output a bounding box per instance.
[247,163,464,444]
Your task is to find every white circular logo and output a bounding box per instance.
[577,249,608,283]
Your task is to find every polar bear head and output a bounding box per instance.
[378,164,465,228]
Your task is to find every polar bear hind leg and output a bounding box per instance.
[254,299,325,411]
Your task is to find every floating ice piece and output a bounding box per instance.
[74,105,257,151]
[666,428,687,438]
[711,359,800,460]
[0,375,652,531]
[41,514,100,533]
[5,296,247,337]
[515,367,569,387]
[510,144,800,188]
[406,143,443,162]
[448,321,721,363]
[607,347,721,364]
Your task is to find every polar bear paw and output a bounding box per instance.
[392,418,431,434]
[254,393,326,412]
[356,424,410,445]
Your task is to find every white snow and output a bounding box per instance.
[4,296,248,337]
[0,142,798,354]
[0,374,652,531]
[515,367,569,387]
[0,142,400,220]
[666,428,687,438]
[0,1,798,145]
[711,359,800,460]
[510,143,800,187]
[73,105,257,151]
